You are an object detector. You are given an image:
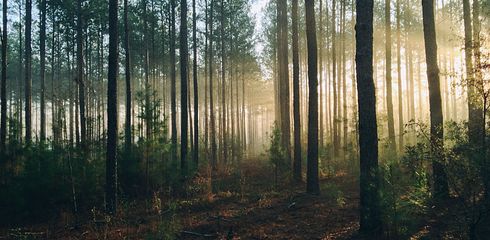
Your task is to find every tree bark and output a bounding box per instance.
[180,0,189,177]
[192,0,199,167]
[77,0,86,149]
[385,0,396,153]
[292,0,301,182]
[305,0,319,194]
[124,0,132,152]
[24,0,32,143]
[277,0,291,164]
[209,0,217,171]
[422,0,449,199]
[170,0,177,163]
[396,0,404,152]
[106,0,119,215]
[39,0,46,142]
[356,0,382,235]
[0,0,7,152]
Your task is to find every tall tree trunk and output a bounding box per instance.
[143,0,151,140]
[124,0,132,152]
[0,0,7,152]
[170,0,177,163]
[192,0,199,167]
[39,0,46,142]
[209,0,217,170]
[292,0,301,182]
[341,0,347,158]
[24,0,32,143]
[319,0,324,148]
[332,0,339,157]
[17,3,23,143]
[396,0,404,152]
[305,0,319,194]
[180,0,189,178]
[277,0,291,164]
[356,0,382,235]
[204,0,209,156]
[463,0,483,147]
[77,0,86,149]
[385,0,396,153]
[220,0,227,164]
[422,0,449,199]
[106,0,119,214]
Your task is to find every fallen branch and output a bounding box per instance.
[181,230,217,238]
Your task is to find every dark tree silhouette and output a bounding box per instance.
[106,0,119,215]
[39,0,46,142]
[355,0,382,235]
[180,0,189,177]
[0,0,6,152]
[292,0,301,182]
[25,0,32,143]
[305,0,319,194]
[124,0,132,152]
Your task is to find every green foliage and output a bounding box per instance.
[268,122,285,169]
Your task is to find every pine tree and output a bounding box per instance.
[305,0,319,194]
[356,0,382,235]
[106,0,119,214]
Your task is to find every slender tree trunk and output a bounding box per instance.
[77,0,86,149]
[220,0,227,164]
[0,0,7,152]
[39,0,46,142]
[463,0,483,147]
[305,0,319,194]
[277,0,291,164]
[292,0,301,182]
[180,0,189,178]
[24,0,32,143]
[18,3,23,143]
[106,0,119,214]
[124,0,132,152]
[341,0,347,158]
[396,0,404,152]
[332,0,339,157]
[192,0,199,167]
[356,0,382,235]
[170,0,177,163]
[422,0,449,199]
[385,0,396,153]
[204,0,209,156]
[209,0,217,171]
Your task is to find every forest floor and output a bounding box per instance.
[0,159,474,239]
